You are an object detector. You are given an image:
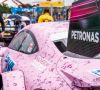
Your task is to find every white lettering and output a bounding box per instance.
[95,32,99,43]
[71,31,99,43]
[71,31,74,39]
[91,32,95,42]
[71,31,77,39]
[79,31,83,40]
[83,31,87,41]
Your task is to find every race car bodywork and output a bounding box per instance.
[0,0,100,90]
[0,22,70,90]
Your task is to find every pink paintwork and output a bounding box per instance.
[0,21,100,90]
[1,70,25,90]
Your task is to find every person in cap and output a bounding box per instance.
[38,8,54,23]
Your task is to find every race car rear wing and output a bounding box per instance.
[67,0,100,58]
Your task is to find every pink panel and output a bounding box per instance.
[1,70,25,90]
[0,58,1,73]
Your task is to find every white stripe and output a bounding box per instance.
[72,0,96,8]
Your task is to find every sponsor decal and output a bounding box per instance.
[71,31,99,43]
[92,69,100,77]
[3,54,16,72]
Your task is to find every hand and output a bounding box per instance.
[0,32,4,38]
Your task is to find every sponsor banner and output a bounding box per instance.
[39,0,64,7]
[11,7,43,14]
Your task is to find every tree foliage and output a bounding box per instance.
[0,3,11,14]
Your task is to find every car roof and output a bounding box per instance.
[24,21,69,38]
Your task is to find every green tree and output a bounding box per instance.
[0,3,11,14]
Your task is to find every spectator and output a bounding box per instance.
[0,13,5,38]
[38,8,54,23]
[0,13,5,32]
[66,8,71,20]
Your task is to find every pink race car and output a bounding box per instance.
[0,22,69,90]
[0,0,100,90]
[0,21,100,90]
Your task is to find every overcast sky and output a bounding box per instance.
[0,0,75,7]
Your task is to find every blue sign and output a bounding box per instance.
[11,7,43,14]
